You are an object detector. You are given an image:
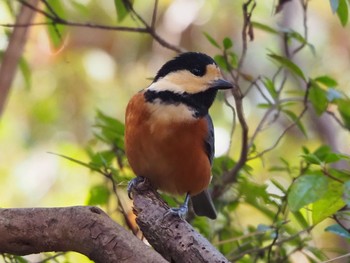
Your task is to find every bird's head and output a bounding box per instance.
[144,52,232,119]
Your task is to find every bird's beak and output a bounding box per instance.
[210,79,232,90]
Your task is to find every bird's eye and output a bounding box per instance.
[190,67,204,76]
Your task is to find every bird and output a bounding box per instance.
[125,52,232,219]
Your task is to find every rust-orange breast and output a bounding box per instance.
[125,91,211,196]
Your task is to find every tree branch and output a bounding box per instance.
[0,0,39,117]
[130,178,229,263]
[0,206,166,263]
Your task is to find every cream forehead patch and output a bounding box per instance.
[147,64,223,94]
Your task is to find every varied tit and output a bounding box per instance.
[125,52,232,219]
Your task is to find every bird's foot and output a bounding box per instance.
[164,193,190,219]
[127,176,145,199]
[165,205,189,219]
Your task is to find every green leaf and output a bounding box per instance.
[337,99,350,129]
[312,181,345,224]
[314,75,338,87]
[203,32,221,49]
[214,55,228,72]
[270,178,287,193]
[45,1,66,48]
[212,156,235,177]
[18,56,31,90]
[114,0,131,22]
[88,150,115,170]
[252,21,278,34]
[268,53,306,80]
[292,210,309,229]
[301,154,322,165]
[87,184,110,205]
[282,109,307,136]
[223,37,233,50]
[49,152,103,173]
[309,81,328,115]
[94,110,125,148]
[325,224,350,239]
[263,77,278,99]
[330,0,340,13]
[337,0,349,26]
[288,174,328,212]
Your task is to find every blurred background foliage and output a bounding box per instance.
[1,0,350,262]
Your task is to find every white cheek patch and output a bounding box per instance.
[147,78,185,94]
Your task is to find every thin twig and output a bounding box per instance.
[16,0,58,21]
[321,253,350,263]
[151,0,159,29]
[293,0,309,55]
[7,0,183,53]
[235,0,256,82]
[326,110,346,129]
[40,0,60,19]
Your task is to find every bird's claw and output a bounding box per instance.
[165,205,189,219]
[127,176,145,199]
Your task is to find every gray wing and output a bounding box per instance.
[190,114,217,219]
[203,114,215,165]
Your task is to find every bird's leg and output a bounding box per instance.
[127,176,145,199]
[166,193,190,219]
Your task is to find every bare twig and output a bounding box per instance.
[236,0,256,81]
[3,0,183,53]
[326,110,347,129]
[151,0,159,29]
[293,0,309,55]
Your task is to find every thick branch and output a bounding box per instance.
[0,206,166,263]
[0,0,39,116]
[130,179,229,263]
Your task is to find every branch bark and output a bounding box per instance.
[0,206,167,263]
[0,0,39,116]
[130,178,230,263]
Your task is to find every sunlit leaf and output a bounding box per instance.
[223,37,233,50]
[45,1,67,48]
[325,224,350,239]
[301,154,322,165]
[263,77,278,99]
[49,152,102,173]
[252,21,278,34]
[314,75,338,87]
[312,181,345,224]
[288,174,328,212]
[87,184,110,205]
[337,0,349,26]
[114,0,131,22]
[337,99,350,130]
[309,81,328,115]
[214,55,228,72]
[292,210,309,229]
[282,109,307,136]
[268,53,306,80]
[203,32,221,49]
[18,56,31,90]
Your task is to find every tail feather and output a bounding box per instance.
[191,189,217,219]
